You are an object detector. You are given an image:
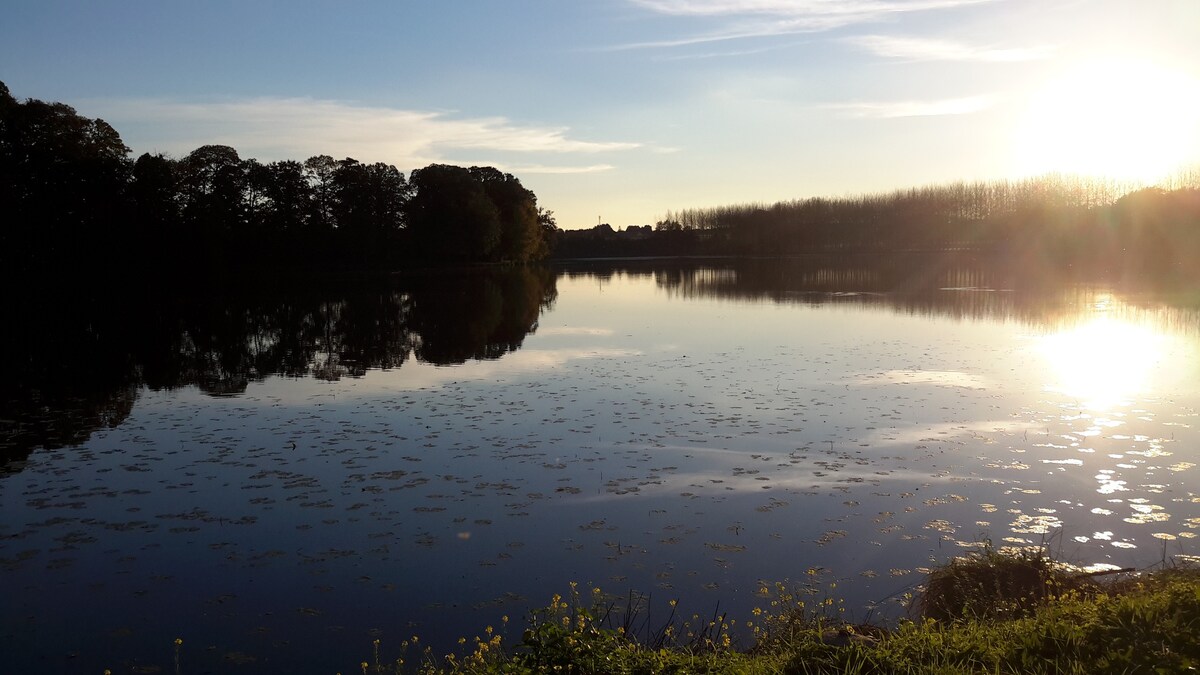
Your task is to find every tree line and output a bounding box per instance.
[6,80,1197,275]
[556,174,1200,280]
[0,81,558,278]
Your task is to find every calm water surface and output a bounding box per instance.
[2,257,1199,673]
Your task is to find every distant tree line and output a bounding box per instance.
[555,174,1200,279]
[0,81,558,278]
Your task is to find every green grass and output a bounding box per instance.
[358,555,1200,675]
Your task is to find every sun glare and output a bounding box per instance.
[1036,311,1165,410]
[1015,58,1200,184]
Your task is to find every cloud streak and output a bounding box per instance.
[824,94,996,118]
[84,96,639,171]
[845,34,1053,62]
[505,164,617,175]
[615,0,998,48]
[628,0,994,17]
[653,43,797,60]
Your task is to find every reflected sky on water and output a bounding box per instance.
[2,257,1198,674]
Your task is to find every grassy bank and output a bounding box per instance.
[361,548,1200,675]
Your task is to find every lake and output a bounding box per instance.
[3,255,1199,674]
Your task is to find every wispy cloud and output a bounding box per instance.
[615,0,998,48]
[536,327,616,336]
[824,94,996,118]
[628,0,993,17]
[653,42,801,60]
[84,96,640,169]
[845,34,1053,62]
[608,21,847,49]
[504,164,617,175]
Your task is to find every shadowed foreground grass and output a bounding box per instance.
[360,551,1200,675]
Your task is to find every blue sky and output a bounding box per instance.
[4,0,1199,229]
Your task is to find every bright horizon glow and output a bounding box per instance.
[3,1,1199,229]
[1014,59,1200,184]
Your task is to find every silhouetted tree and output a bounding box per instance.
[265,161,311,230]
[469,166,540,262]
[178,144,246,265]
[130,152,180,265]
[303,154,338,235]
[255,160,315,264]
[330,159,410,262]
[1,84,579,276]
[534,207,559,259]
[406,163,501,261]
[0,83,131,271]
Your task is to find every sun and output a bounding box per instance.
[1013,58,1200,184]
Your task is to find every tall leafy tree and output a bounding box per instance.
[406,164,500,261]
[0,82,131,271]
[179,145,244,230]
[178,145,246,264]
[303,155,338,235]
[130,152,180,264]
[534,207,559,260]
[260,160,313,236]
[362,162,410,236]
[329,158,409,262]
[469,166,540,262]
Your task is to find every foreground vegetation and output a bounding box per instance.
[360,549,1199,675]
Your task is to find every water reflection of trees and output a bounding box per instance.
[559,254,1200,332]
[0,268,557,471]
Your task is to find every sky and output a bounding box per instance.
[3,0,1199,229]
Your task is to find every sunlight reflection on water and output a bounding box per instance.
[1036,313,1168,410]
